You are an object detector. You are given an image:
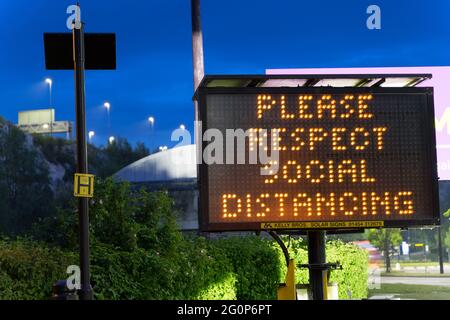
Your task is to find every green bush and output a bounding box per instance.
[327,241,369,299]
[212,237,282,300]
[0,239,76,300]
[0,236,368,300]
[281,237,368,299]
[0,179,368,300]
[164,237,236,300]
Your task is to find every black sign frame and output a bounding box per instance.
[197,86,439,232]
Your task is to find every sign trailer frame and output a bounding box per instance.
[196,83,440,233]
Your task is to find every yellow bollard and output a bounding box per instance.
[277,259,296,300]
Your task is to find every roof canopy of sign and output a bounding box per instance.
[196,74,431,93]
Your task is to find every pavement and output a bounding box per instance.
[377,263,450,274]
[398,265,450,273]
[381,276,450,287]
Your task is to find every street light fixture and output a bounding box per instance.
[45,78,53,107]
[104,102,111,130]
[148,116,155,126]
[180,124,186,130]
[109,136,115,144]
[88,131,95,142]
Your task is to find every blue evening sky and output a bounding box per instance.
[0,0,449,150]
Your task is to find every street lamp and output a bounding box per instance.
[148,116,155,126]
[104,102,111,130]
[180,124,186,130]
[45,78,52,107]
[109,136,115,144]
[88,131,95,142]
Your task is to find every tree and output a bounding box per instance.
[367,228,402,272]
[92,137,149,178]
[0,119,53,235]
[33,177,180,254]
[445,229,450,249]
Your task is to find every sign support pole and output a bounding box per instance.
[73,23,93,300]
[307,230,327,300]
[438,226,445,274]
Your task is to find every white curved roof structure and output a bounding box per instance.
[114,144,197,183]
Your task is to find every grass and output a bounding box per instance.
[369,283,450,300]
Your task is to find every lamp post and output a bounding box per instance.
[109,136,115,144]
[148,116,155,151]
[104,102,111,130]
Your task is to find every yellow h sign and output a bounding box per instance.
[74,173,95,198]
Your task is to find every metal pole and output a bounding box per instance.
[307,230,327,300]
[73,23,93,300]
[438,226,444,274]
[191,0,205,164]
[49,82,52,107]
[191,0,204,91]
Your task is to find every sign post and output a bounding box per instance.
[307,230,327,300]
[73,24,92,300]
[44,6,116,300]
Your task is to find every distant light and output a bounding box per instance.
[148,117,155,125]
[42,123,49,129]
[104,102,111,110]
[109,136,115,144]
[159,146,168,152]
[88,131,95,139]
[45,78,52,86]
[180,124,186,130]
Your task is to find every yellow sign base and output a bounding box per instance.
[277,259,296,300]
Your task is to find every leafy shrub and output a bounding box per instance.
[148,236,236,300]
[0,236,368,300]
[281,237,368,299]
[0,179,368,300]
[90,243,151,300]
[212,237,282,300]
[0,239,76,300]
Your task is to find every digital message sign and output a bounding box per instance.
[197,86,439,231]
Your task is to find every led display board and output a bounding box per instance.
[197,84,439,231]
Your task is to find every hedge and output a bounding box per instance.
[212,237,282,300]
[0,239,76,299]
[0,236,368,300]
[284,238,369,299]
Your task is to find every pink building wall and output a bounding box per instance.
[267,66,450,180]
